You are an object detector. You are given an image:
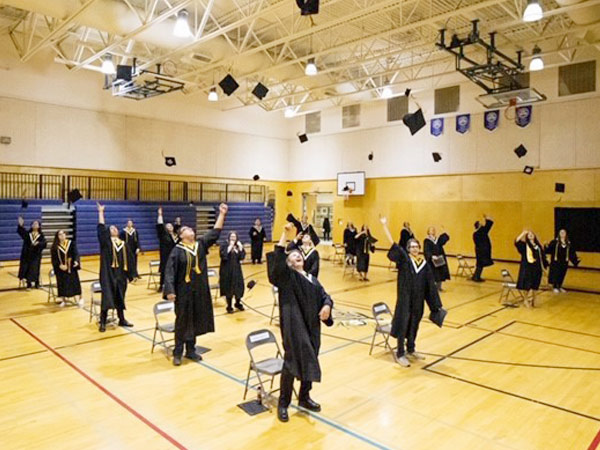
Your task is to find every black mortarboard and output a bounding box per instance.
[298,133,308,143]
[253,174,260,181]
[429,307,447,328]
[286,213,296,222]
[286,190,293,197]
[296,0,319,15]
[251,82,269,100]
[21,199,28,209]
[432,152,442,162]
[523,165,534,175]
[555,183,565,193]
[164,156,176,167]
[404,88,411,97]
[514,144,527,158]
[368,152,373,161]
[246,280,257,290]
[219,74,239,96]
[67,189,82,204]
[402,108,426,135]
[342,185,350,192]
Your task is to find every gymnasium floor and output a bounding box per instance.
[1,250,599,450]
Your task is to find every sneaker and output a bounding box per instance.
[553,288,559,293]
[394,354,410,367]
[408,352,426,360]
[77,298,84,307]
[559,288,567,293]
[173,355,182,366]
[185,352,202,362]
[58,301,66,308]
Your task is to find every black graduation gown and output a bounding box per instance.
[343,228,357,256]
[515,240,548,291]
[356,232,376,273]
[17,226,47,284]
[323,218,331,233]
[219,243,246,299]
[51,240,82,298]
[156,223,178,287]
[387,244,442,341]
[163,228,221,341]
[97,224,128,311]
[545,239,579,287]
[473,220,494,268]
[286,213,320,246]
[249,226,266,262]
[120,228,140,281]
[424,233,451,282]
[399,228,415,250]
[268,246,333,382]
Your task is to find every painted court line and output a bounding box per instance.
[589,429,600,450]
[10,318,188,450]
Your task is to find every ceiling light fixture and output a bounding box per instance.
[101,54,115,74]
[529,45,544,71]
[174,9,192,37]
[523,0,543,22]
[305,57,317,76]
[208,87,218,102]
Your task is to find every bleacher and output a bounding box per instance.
[204,202,273,245]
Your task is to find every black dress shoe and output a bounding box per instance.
[277,406,289,422]
[119,320,134,327]
[185,352,202,362]
[235,302,245,311]
[99,323,106,333]
[226,306,234,314]
[173,356,182,366]
[298,398,321,412]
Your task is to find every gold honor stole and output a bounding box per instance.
[58,240,72,272]
[410,255,426,273]
[177,242,202,282]
[111,238,128,270]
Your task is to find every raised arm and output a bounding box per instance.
[482,215,494,233]
[201,203,228,247]
[16,217,27,239]
[97,203,105,225]
[515,230,528,242]
[96,203,110,248]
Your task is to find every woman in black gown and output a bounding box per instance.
[50,230,82,307]
[355,225,377,281]
[219,231,246,314]
[97,203,133,332]
[120,220,141,282]
[515,230,548,307]
[545,229,579,293]
[424,226,450,291]
[249,218,266,264]
[343,222,357,266]
[381,217,443,368]
[17,217,46,289]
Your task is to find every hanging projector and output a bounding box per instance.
[106,58,185,100]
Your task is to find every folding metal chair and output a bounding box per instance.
[47,269,57,303]
[456,254,475,277]
[208,269,219,300]
[332,244,345,265]
[89,281,116,324]
[270,286,279,325]
[151,301,175,357]
[369,302,395,360]
[147,260,161,290]
[342,257,356,278]
[499,269,525,306]
[243,329,289,408]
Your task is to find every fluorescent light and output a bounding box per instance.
[529,45,544,71]
[284,107,296,118]
[305,57,317,76]
[174,9,192,37]
[101,55,115,74]
[208,87,218,102]
[523,0,543,22]
[381,85,393,99]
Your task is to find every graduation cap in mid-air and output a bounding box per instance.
[253,174,260,181]
[514,144,527,158]
[298,133,308,143]
[67,189,82,204]
[404,88,411,97]
[432,152,442,162]
[429,307,447,328]
[368,152,373,161]
[246,280,257,290]
[523,165,534,175]
[403,108,426,136]
[286,190,293,197]
[164,156,176,167]
[21,199,28,209]
[555,182,565,193]
[219,74,239,96]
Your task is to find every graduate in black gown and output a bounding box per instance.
[286,213,320,246]
[472,215,494,282]
[343,222,357,265]
[164,203,228,366]
[397,222,415,269]
[50,230,82,307]
[381,217,443,368]
[268,223,333,423]
[424,226,450,291]
[355,225,377,281]
[156,207,179,292]
[120,220,141,282]
[545,229,579,293]
[173,217,182,235]
[322,217,331,241]
[219,231,246,314]
[249,218,266,264]
[515,230,548,307]
[17,217,46,289]
[96,203,133,332]
[287,232,320,278]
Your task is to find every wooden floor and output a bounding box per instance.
[1,250,599,450]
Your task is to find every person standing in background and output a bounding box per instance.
[515,230,548,307]
[17,217,46,290]
[249,218,266,264]
[322,217,331,241]
[424,226,450,291]
[50,229,82,307]
[472,215,494,282]
[121,220,141,283]
[545,229,579,293]
[343,222,357,265]
[219,231,246,314]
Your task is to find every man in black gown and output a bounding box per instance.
[97,203,133,332]
[156,207,179,291]
[472,215,494,282]
[268,223,333,423]
[164,203,228,366]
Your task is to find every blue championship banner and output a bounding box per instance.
[456,114,470,134]
[515,105,532,128]
[430,117,444,137]
[484,110,499,131]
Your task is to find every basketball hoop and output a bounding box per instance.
[503,97,517,120]
[343,187,354,201]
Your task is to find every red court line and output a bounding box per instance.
[589,429,600,450]
[10,318,187,450]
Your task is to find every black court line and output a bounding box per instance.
[446,289,503,311]
[54,327,155,350]
[515,321,600,339]
[421,353,600,371]
[0,349,48,363]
